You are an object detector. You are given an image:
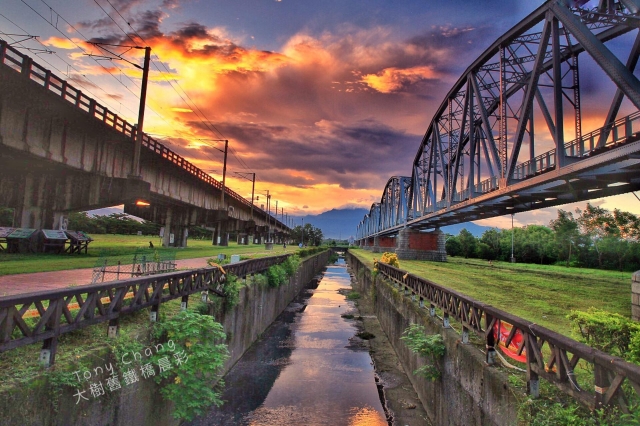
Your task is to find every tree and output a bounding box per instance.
[0,207,15,227]
[458,229,477,258]
[445,235,462,257]
[576,203,615,268]
[479,229,501,260]
[550,209,580,266]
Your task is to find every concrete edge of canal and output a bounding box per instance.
[0,250,332,426]
[347,251,520,426]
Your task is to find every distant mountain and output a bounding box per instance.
[86,205,492,238]
[441,222,493,238]
[292,208,368,239]
[293,208,493,239]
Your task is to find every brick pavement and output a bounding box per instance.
[0,256,215,298]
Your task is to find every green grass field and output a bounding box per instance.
[0,234,298,276]
[350,249,632,336]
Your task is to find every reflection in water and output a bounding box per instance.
[190,257,387,426]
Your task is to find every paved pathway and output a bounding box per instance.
[0,256,215,298]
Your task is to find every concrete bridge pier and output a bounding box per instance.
[395,227,446,261]
[373,236,395,253]
[214,221,229,246]
[161,208,190,248]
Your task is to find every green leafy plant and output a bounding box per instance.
[252,273,268,287]
[151,310,229,421]
[281,255,300,277]
[346,291,361,300]
[221,273,241,311]
[266,263,288,287]
[401,323,445,381]
[109,334,146,371]
[567,307,640,361]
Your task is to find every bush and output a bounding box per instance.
[151,310,229,421]
[567,307,640,361]
[266,264,288,287]
[401,323,445,381]
[281,255,300,277]
[221,273,241,311]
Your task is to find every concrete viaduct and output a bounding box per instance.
[0,41,288,247]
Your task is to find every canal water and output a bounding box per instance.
[191,257,388,425]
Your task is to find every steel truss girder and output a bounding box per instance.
[358,0,640,241]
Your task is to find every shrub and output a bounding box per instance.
[221,273,241,311]
[266,264,288,287]
[281,255,300,277]
[567,307,640,361]
[401,323,445,381]
[151,310,229,421]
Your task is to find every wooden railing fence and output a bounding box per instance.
[347,252,640,413]
[0,254,289,366]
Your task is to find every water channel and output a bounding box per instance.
[191,257,388,425]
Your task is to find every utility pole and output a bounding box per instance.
[221,139,228,206]
[132,46,151,178]
[233,172,255,220]
[301,217,304,246]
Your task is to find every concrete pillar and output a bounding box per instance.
[633,271,640,321]
[214,221,229,246]
[395,227,447,261]
[372,236,381,253]
[162,208,173,247]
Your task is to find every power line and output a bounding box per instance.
[0,13,138,118]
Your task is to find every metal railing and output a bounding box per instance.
[0,39,285,227]
[347,252,640,413]
[0,254,290,366]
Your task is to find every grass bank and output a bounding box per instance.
[0,235,297,276]
[350,249,632,335]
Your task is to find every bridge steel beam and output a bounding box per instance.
[358,0,640,265]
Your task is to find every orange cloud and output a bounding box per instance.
[361,65,439,93]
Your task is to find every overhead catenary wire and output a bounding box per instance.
[97,0,258,176]
[0,13,139,118]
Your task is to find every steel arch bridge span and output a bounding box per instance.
[357,177,411,240]
[358,0,640,240]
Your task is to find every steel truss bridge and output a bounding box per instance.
[358,0,640,241]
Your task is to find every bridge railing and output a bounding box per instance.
[0,40,285,226]
[361,257,640,413]
[0,254,289,366]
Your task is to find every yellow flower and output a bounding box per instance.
[175,376,181,384]
[185,341,192,348]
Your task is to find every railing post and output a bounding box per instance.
[443,312,450,328]
[419,297,424,308]
[39,299,62,367]
[594,362,610,409]
[429,304,435,317]
[525,333,540,398]
[44,70,51,90]
[21,56,32,77]
[181,295,189,311]
[485,313,496,365]
[462,326,469,344]
[0,40,7,64]
[150,303,159,322]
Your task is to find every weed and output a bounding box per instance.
[401,323,445,381]
[346,291,361,300]
[151,310,229,422]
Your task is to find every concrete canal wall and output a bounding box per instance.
[347,251,519,426]
[0,250,330,426]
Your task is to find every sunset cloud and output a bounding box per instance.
[361,66,439,93]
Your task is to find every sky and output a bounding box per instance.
[2,0,640,230]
